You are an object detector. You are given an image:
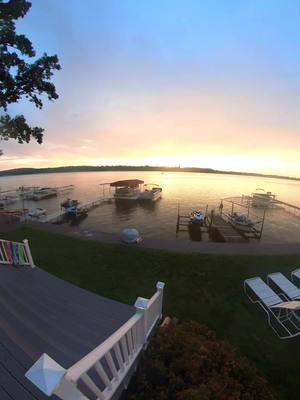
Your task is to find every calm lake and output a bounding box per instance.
[1,171,300,243]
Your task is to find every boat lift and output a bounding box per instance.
[220,197,266,240]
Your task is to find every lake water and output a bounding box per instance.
[1,171,300,243]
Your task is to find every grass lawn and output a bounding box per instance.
[4,226,300,400]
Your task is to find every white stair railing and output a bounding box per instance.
[0,238,35,267]
[26,281,165,400]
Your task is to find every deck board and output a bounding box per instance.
[0,264,135,399]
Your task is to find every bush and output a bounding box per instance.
[124,321,276,400]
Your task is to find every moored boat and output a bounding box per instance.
[229,212,254,232]
[189,210,205,226]
[110,179,144,201]
[139,184,162,201]
[31,187,57,201]
[61,198,80,209]
[252,189,276,208]
[0,195,19,209]
[28,208,47,218]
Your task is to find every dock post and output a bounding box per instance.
[209,209,214,228]
[176,204,180,235]
[259,209,266,240]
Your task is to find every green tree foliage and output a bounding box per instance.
[0,0,60,144]
[124,321,276,400]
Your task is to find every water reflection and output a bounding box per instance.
[138,199,160,212]
[114,201,138,216]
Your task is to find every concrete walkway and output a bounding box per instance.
[2,221,300,255]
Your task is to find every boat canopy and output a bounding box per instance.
[110,179,144,188]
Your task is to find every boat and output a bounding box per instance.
[67,208,88,225]
[188,210,205,241]
[31,187,57,201]
[252,189,276,208]
[28,208,47,218]
[110,179,144,201]
[189,210,205,226]
[0,209,26,215]
[139,184,162,201]
[17,186,41,199]
[0,196,18,209]
[61,198,80,209]
[229,212,254,232]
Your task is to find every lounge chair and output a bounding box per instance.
[291,268,300,283]
[267,272,300,300]
[244,277,300,339]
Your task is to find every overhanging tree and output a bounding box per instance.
[0,0,61,146]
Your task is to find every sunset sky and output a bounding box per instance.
[2,0,300,176]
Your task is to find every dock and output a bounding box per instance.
[40,196,113,223]
[207,213,247,243]
[53,184,74,194]
[272,199,300,217]
[176,205,209,235]
[175,205,248,242]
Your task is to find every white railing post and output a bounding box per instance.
[134,297,149,346]
[23,239,35,268]
[156,281,165,318]
[25,353,87,400]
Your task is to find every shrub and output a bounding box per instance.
[124,321,276,400]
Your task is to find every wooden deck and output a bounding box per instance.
[0,265,135,400]
[209,214,247,243]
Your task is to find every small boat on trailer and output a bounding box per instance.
[229,212,255,232]
[139,184,162,201]
[110,179,144,201]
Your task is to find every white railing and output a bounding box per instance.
[26,281,165,400]
[0,238,35,267]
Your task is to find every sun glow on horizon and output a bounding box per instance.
[3,0,300,178]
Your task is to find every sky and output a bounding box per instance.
[2,0,300,176]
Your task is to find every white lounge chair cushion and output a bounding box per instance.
[292,269,300,280]
[268,273,300,300]
[245,277,282,307]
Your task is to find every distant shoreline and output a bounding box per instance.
[0,165,299,181]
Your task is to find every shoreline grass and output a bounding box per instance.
[4,226,300,399]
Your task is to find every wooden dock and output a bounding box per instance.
[40,196,113,223]
[208,213,247,243]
